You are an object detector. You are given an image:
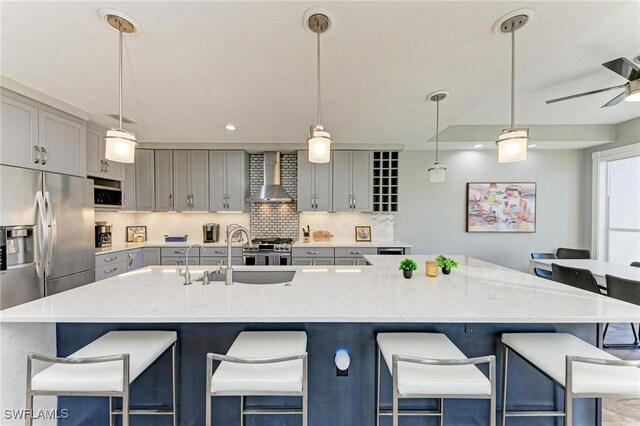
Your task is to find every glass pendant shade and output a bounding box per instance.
[496,128,528,163]
[307,127,332,163]
[428,162,446,183]
[625,82,640,102]
[105,129,137,163]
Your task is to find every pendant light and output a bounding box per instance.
[427,91,448,183]
[306,13,332,164]
[104,13,138,163]
[494,12,531,163]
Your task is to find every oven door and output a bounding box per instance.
[243,253,290,266]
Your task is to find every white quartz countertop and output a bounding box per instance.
[291,240,412,248]
[2,255,638,324]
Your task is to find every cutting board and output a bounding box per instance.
[313,230,333,241]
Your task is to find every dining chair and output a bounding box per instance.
[530,253,557,280]
[556,248,591,259]
[602,274,640,348]
[551,264,601,294]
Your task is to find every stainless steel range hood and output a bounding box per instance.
[250,152,292,203]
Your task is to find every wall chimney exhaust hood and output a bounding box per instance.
[250,152,292,203]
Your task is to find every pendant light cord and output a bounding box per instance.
[316,19,322,127]
[510,24,515,130]
[118,23,123,131]
[435,98,440,163]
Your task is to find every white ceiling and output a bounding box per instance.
[1,1,639,149]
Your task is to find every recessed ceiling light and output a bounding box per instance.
[473,144,484,148]
[224,124,237,131]
[528,144,538,148]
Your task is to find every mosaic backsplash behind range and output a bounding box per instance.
[249,153,300,239]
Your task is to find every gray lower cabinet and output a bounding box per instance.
[142,248,161,266]
[332,151,373,212]
[161,256,199,266]
[95,261,127,281]
[135,149,155,211]
[173,150,209,211]
[155,150,174,211]
[95,252,126,268]
[297,150,332,212]
[209,150,248,212]
[127,249,143,271]
[292,247,335,266]
[292,258,334,266]
[200,256,243,266]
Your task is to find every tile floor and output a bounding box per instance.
[603,323,640,426]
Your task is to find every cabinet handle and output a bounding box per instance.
[40,147,48,165]
[307,251,319,255]
[313,195,318,210]
[33,146,41,164]
[104,256,118,262]
[173,250,185,254]
[105,160,110,173]
[104,267,118,273]
[99,159,104,173]
[352,194,356,209]
[169,194,173,209]
[122,193,126,208]
[214,250,225,254]
[350,251,362,255]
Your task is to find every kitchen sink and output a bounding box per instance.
[197,270,296,285]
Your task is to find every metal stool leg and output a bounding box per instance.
[500,345,509,426]
[206,356,212,426]
[109,396,114,426]
[376,347,381,426]
[392,354,399,426]
[302,354,308,426]
[122,355,130,426]
[240,396,244,426]
[172,343,178,426]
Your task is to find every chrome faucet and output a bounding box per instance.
[224,224,251,286]
[180,244,205,285]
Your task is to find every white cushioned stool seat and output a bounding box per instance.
[377,333,491,396]
[502,333,640,395]
[211,331,307,394]
[31,330,177,393]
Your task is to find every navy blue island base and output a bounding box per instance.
[57,322,600,426]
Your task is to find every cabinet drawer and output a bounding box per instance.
[95,252,127,268]
[200,247,243,257]
[335,257,371,266]
[292,257,334,266]
[161,256,199,266]
[200,256,243,266]
[334,247,377,258]
[161,247,192,257]
[95,261,127,281]
[292,247,335,258]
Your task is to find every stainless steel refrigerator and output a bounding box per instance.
[0,165,94,309]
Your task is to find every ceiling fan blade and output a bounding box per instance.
[545,85,626,104]
[602,57,640,81]
[601,91,626,108]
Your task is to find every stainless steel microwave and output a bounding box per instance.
[93,178,122,209]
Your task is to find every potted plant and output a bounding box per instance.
[435,255,459,275]
[399,258,418,279]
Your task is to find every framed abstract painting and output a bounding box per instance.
[466,182,536,233]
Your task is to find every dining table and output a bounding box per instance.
[528,258,640,286]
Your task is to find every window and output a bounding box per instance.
[593,144,640,264]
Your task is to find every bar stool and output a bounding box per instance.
[26,330,178,426]
[501,333,640,425]
[376,333,496,426]
[206,331,308,426]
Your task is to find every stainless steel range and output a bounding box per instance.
[243,238,293,266]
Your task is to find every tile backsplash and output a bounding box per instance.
[249,153,300,239]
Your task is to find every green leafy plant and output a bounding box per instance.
[435,255,459,270]
[399,258,418,271]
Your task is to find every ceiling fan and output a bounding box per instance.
[546,57,640,107]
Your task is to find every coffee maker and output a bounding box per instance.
[202,223,220,243]
[95,224,112,248]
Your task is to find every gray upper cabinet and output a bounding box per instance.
[86,127,124,181]
[121,161,136,211]
[173,150,209,211]
[38,110,86,177]
[0,95,38,169]
[1,92,86,177]
[135,149,155,211]
[297,151,332,212]
[155,150,174,211]
[209,150,248,212]
[332,151,373,212]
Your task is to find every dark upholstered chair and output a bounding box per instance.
[530,253,556,280]
[603,274,640,348]
[556,247,591,259]
[551,263,601,294]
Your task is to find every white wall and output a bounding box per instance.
[395,149,584,271]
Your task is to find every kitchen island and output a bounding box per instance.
[2,255,638,425]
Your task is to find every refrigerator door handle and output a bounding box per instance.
[44,191,57,277]
[33,191,48,278]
